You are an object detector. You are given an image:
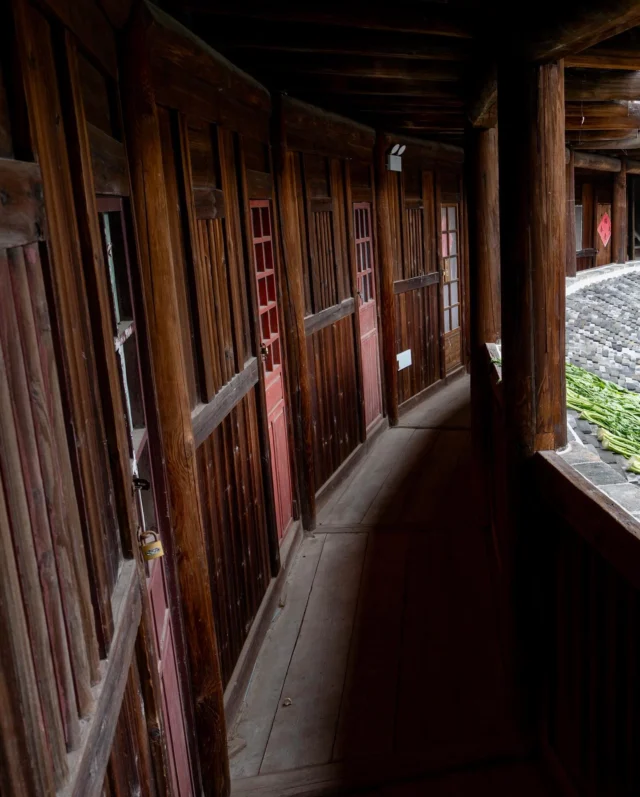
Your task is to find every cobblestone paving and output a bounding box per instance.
[566,271,640,391]
[565,270,640,500]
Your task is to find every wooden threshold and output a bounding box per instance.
[224,521,303,731]
[314,415,388,517]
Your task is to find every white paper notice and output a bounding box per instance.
[396,349,412,371]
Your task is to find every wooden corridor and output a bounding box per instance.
[229,377,555,796]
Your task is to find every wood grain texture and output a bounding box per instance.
[375,134,399,425]
[0,158,45,247]
[565,150,577,277]
[120,7,229,794]
[304,298,355,336]
[275,133,316,528]
[573,150,622,172]
[612,161,627,264]
[498,59,567,457]
[87,123,129,196]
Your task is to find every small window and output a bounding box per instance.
[575,204,583,252]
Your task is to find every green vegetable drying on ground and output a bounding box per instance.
[566,364,640,474]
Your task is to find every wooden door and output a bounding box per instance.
[97,198,194,796]
[441,203,463,373]
[354,202,383,429]
[250,199,294,541]
[596,202,612,266]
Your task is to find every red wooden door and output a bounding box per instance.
[354,202,382,430]
[250,200,294,541]
[97,198,194,796]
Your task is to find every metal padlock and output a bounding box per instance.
[140,531,164,561]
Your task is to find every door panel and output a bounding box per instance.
[354,202,382,429]
[250,199,294,541]
[596,202,612,266]
[97,197,195,796]
[441,203,462,373]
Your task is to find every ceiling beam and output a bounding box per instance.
[565,69,640,101]
[566,49,640,69]
[566,100,640,129]
[174,1,474,38]
[199,23,472,62]
[233,55,464,82]
[522,1,640,62]
[566,129,636,142]
[574,131,640,149]
[264,76,462,99]
[467,61,497,129]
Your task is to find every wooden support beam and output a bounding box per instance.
[498,59,567,457]
[566,130,636,142]
[236,54,464,82]
[566,150,577,277]
[566,69,640,101]
[566,100,640,130]
[573,150,622,171]
[374,134,399,427]
[467,61,497,129]
[566,48,640,70]
[175,1,475,38]
[205,23,472,61]
[523,2,640,62]
[467,126,501,345]
[119,7,230,796]
[274,111,317,530]
[625,158,640,174]
[613,161,628,263]
[575,132,640,150]
[270,75,461,100]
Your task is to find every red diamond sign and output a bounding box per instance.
[598,212,611,247]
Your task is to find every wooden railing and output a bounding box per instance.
[534,452,640,796]
[484,340,640,795]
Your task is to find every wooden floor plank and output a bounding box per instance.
[398,374,471,430]
[229,534,327,778]
[260,533,368,774]
[319,429,416,527]
[333,529,410,760]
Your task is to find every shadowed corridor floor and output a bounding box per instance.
[228,375,556,796]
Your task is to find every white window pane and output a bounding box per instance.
[441,207,447,231]
[444,310,451,332]
[452,305,459,329]
[448,207,456,229]
[444,284,450,308]
[449,232,457,255]
[575,204,583,251]
[450,281,458,305]
[449,256,458,280]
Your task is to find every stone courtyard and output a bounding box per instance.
[562,263,640,518]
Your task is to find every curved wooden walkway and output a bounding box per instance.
[229,375,556,796]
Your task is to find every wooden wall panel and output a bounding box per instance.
[307,315,360,489]
[196,388,271,686]
[394,284,441,406]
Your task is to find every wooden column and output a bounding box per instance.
[119,7,229,796]
[566,150,577,277]
[498,59,567,458]
[468,125,501,347]
[613,161,628,264]
[374,134,399,426]
[274,117,316,530]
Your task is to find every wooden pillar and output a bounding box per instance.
[374,134,399,426]
[613,162,628,264]
[498,59,567,459]
[119,7,230,796]
[468,125,501,348]
[566,150,577,277]
[274,115,316,530]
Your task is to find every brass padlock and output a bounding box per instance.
[140,531,164,561]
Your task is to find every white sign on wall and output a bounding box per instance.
[396,349,412,371]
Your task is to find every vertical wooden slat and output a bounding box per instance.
[613,162,627,265]
[566,150,577,277]
[0,457,56,796]
[0,330,67,786]
[120,8,229,794]
[0,249,81,749]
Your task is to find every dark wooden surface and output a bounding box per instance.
[393,271,439,294]
[565,150,577,277]
[612,161,627,263]
[498,59,567,457]
[304,298,355,336]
